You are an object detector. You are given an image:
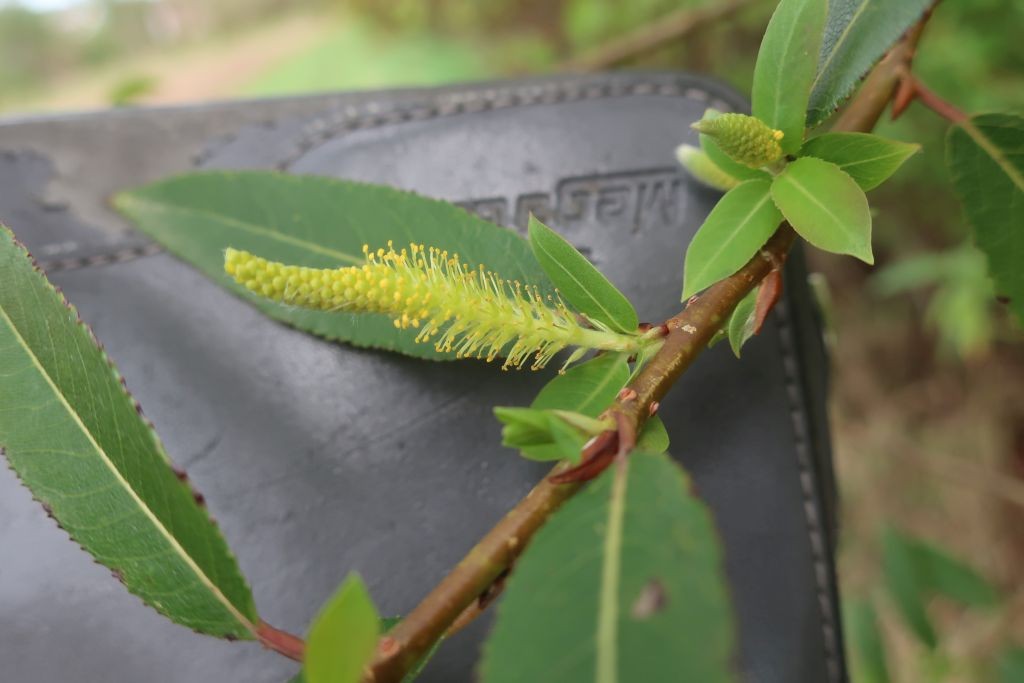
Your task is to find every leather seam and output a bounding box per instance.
[774,298,842,683]
[40,76,736,273]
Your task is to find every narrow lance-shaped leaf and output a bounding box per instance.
[881,527,936,649]
[843,599,891,683]
[888,527,999,609]
[304,574,380,683]
[998,647,1024,683]
[115,171,555,360]
[947,113,1024,326]
[801,132,920,191]
[751,0,828,154]
[0,225,258,638]
[771,156,873,263]
[528,216,639,334]
[682,179,782,300]
[480,452,734,683]
[807,0,933,127]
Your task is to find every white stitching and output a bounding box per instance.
[774,297,842,683]
[42,76,735,273]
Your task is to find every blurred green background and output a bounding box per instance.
[1,0,1022,680]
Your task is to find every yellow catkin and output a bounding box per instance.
[691,112,784,169]
[224,243,644,370]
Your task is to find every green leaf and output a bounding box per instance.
[699,126,772,183]
[304,574,381,683]
[901,531,999,608]
[514,353,631,461]
[676,144,741,193]
[881,528,937,649]
[751,0,828,154]
[998,647,1024,683]
[480,452,734,683]
[883,527,1000,650]
[807,0,933,127]
[532,353,631,414]
[843,599,890,683]
[727,289,758,358]
[682,179,782,300]
[771,156,873,263]
[495,407,606,463]
[801,132,920,191]
[115,171,553,360]
[0,225,257,638]
[948,113,1024,325]
[528,216,638,334]
[635,416,669,454]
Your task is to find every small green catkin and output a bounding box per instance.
[691,112,784,169]
[224,243,646,371]
[675,144,741,191]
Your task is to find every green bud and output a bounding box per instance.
[676,144,740,192]
[691,112,784,169]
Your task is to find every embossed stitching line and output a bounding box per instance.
[39,76,734,272]
[39,243,162,274]
[774,298,842,683]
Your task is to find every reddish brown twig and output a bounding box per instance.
[892,72,968,124]
[257,621,305,662]
[753,267,785,335]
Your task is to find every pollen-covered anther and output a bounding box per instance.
[223,243,646,370]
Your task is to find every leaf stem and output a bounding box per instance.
[361,12,935,683]
[906,76,968,124]
[257,621,305,662]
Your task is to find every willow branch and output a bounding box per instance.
[364,13,933,683]
[257,621,305,662]
[560,0,760,72]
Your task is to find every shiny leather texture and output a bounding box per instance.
[0,72,845,682]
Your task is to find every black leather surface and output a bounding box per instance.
[0,73,844,682]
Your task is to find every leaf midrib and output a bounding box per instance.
[119,194,363,266]
[687,185,775,295]
[578,362,626,415]
[782,170,855,238]
[595,462,629,683]
[962,120,1024,192]
[0,300,256,635]
[837,149,910,170]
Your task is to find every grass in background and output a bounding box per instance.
[239,17,494,96]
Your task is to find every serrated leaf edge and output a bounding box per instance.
[0,229,258,637]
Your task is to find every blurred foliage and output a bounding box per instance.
[240,18,490,96]
[872,244,997,360]
[108,72,157,106]
[845,527,1013,683]
[0,6,63,90]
